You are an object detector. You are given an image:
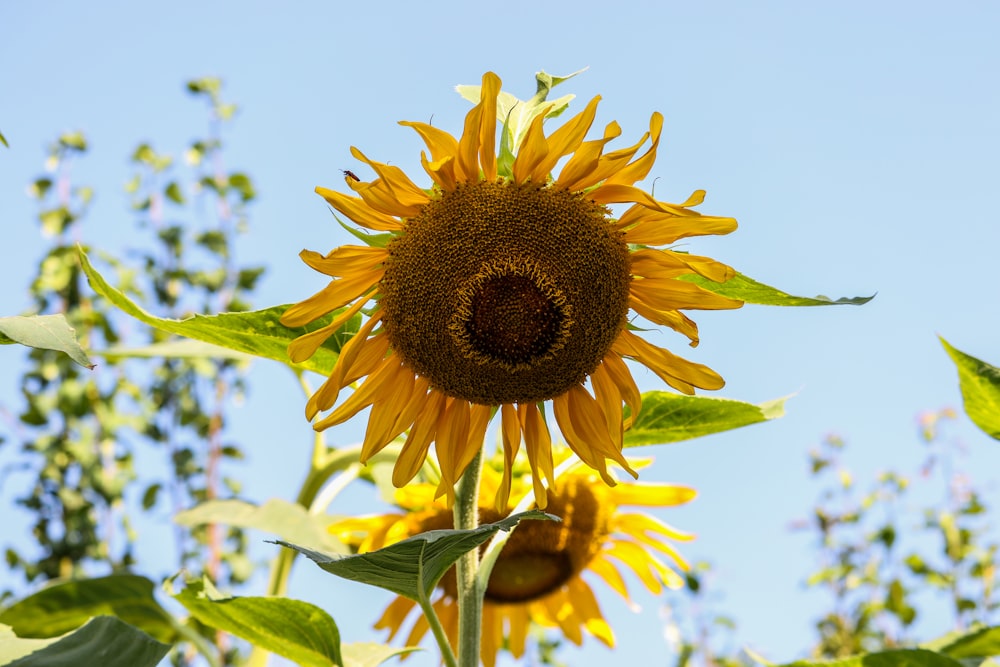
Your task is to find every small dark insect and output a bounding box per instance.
[342,169,360,182]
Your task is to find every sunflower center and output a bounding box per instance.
[381,181,631,405]
[484,476,609,603]
[456,259,569,367]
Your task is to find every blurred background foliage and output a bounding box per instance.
[1,79,262,665]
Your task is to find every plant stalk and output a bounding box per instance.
[453,448,484,667]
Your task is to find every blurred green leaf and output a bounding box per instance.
[624,391,786,447]
[0,575,176,644]
[0,314,93,369]
[0,617,169,667]
[777,648,964,667]
[684,271,875,306]
[937,625,1000,659]
[0,131,8,148]
[940,338,1000,440]
[275,510,557,601]
[342,642,419,667]
[174,578,340,667]
[79,248,358,374]
[164,181,184,204]
[174,498,347,554]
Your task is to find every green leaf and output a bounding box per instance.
[0,575,177,644]
[78,248,359,375]
[777,648,964,667]
[0,131,8,148]
[99,339,255,361]
[941,338,1000,441]
[0,315,93,369]
[624,391,787,447]
[683,271,875,306]
[936,625,1000,659]
[342,642,419,667]
[0,617,170,667]
[174,578,341,667]
[274,510,557,601]
[174,498,347,554]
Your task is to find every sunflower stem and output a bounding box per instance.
[453,447,484,667]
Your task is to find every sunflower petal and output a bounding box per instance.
[314,186,403,232]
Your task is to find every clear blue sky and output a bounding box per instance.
[2,2,1000,665]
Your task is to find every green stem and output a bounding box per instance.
[418,597,459,667]
[453,448,484,667]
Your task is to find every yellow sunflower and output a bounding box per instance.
[280,71,742,507]
[329,457,696,667]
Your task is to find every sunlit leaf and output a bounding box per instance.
[174,498,347,554]
[0,131,8,148]
[99,339,255,361]
[0,617,169,667]
[684,271,874,306]
[624,391,787,447]
[342,642,419,667]
[0,575,176,644]
[78,248,358,375]
[174,578,340,667]
[941,338,1000,441]
[0,315,93,369]
[274,510,557,601]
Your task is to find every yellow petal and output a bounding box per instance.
[613,328,725,394]
[456,98,484,182]
[604,112,663,187]
[519,402,555,508]
[630,247,735,283]
[630,276,744,311]
[279,264,382,327]
[530,95,601,183]
[586,554,631,601]
[497,403,521,511]
[359,360,415,461]
[555,121,622,190]
[433,398,472,503]
[511,107,552,183]
[298,246,388,278]
[349,146,431,211]
[590,361,624,450]
[392,389,447,487]
[286,291,372,364]
[399,120,459,163]
[566,577,615,648]
[314,186,403,231]
[600,354,642,426]
[478,72,501,182]
[313,353,399,430]
[374,595,417,639]
[606,481,697,508]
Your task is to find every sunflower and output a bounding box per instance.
[280,71,742,507]
[329,457,696,667]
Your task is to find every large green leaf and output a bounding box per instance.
[0,575,176,644]
[174,578,341,667]
[174,498,347,554]
[941,338,1000,441]
[624,391,787,447]
[936,625,1000,658]
[777,649,964,667]
[78,248,358,375]
[274,510,557,601]
[342,642,419,667]
[0,617,169,667]
[0,314,93,369]
[684,271,874,306]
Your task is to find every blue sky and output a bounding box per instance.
[2,2,1000,665]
